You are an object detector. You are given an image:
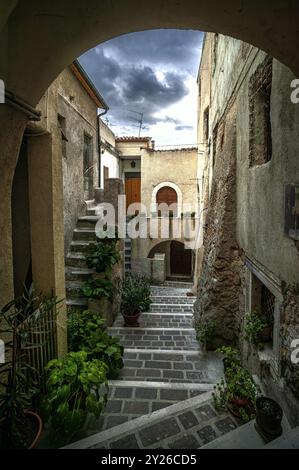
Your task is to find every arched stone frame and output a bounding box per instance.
[151,181,182,217]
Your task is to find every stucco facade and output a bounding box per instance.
[196,33,299,425]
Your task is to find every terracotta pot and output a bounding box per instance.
[186,292,195,297]
[230,397,250,407]
[25,411,43,449]
[122,311,141,327]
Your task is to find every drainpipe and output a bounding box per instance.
[97,107,108,187]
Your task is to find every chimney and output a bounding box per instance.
[151,140,155,150]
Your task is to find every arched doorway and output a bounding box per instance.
[148,240,192,278]
[170,241,192,277]
[156,186,178,216]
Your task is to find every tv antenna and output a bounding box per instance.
[127,110,144,137]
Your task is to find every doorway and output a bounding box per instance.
[170,241,192,277]
[125,172,141,211]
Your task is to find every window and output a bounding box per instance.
[203,107,209,141]
[83,133,93,199]
[251,274,275,348]
[249,57,273,167]
[156,186,178,217]
[57,114,67,158]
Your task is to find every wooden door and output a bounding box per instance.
[170,241,192,276]
[156,186,178,215]
[125,176,141,210]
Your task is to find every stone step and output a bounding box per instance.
[149,303,193,313]
[65,267,94,282]
[66,252,87,268]
[163,281,193,288]
[70,241,94,253]
[107,327,200,350]
[73,228,97,241]
[86,208,97,216]
[64,391,242,450]
[66,281,85,298]
[119,348,223,384]
[66,297,88,311]
[113,312,193,329]
[77,216,100,229]
[151,286,192,295]
[93,381,209,433]
[151,295,195,304]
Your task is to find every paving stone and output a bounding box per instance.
[136,368,161,378]
[197,425,218,445]
[135,388,157,400]
[123,401,149,415]
[110,433,140,449]
[163,370,184,379]
[105,400,122,413]
[152,402,174,412]
[174,362,193,370]
[106,416,129,429]
[125,352,137,359]
[160,389,189,401]
[169,435,200,449]
[153,353,184,361]
[145,360,172,369]
[215,417,237,434]
[196,404,217,421]
[139,418,181,447]
[178,411,199,430]
[124,360,143,368]
[139,353,151,360]
[113,387,133,399]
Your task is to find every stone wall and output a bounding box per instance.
[194,104,243,347]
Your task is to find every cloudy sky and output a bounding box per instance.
[79,30,203,147]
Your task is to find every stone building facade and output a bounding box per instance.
[195,33,299,425]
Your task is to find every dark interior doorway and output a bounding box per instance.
[170,241,192,276]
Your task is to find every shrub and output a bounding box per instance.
[68,309,106,352]
[120,274,151,316]
[244,311,272,346]
[196,319,215,347]
[42,351,108,442]
[85,240,120,273]
[68,310,124,379]
[82,277,114,301]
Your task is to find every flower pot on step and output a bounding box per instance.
[122,311,141,327]
[255,396,283,440]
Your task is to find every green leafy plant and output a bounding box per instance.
[42,351,108,443]
[120,274,151,316]
[216,346,239,360]
[67,309,106,352]
[68,310,124,379]
[244,311,272,347]
[82,277,115,301]
[212,363,260,423]
[196,319,215,347]
[85,240,120,273]
[0,285,60,449]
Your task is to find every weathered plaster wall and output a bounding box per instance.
[99,119,120,189]
[141,148,198,215]
[37,66,99,253]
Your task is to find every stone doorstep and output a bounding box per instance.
[109,380,214,391]
[62,391,213,449]
[108,327,195,332]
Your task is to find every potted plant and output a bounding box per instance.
[216,346,240,373]
[68,309,124,379]
[120,274,151,327]
[41,351,108,445]
[255,396,283,440]
[244,311,273,348]
[0,285,59,449]
[212,363,260,423]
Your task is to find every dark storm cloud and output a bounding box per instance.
[79,29,203,131]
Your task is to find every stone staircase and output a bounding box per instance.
[64,282,246,449]
[65,208,99,312]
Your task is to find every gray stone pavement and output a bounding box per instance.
[65,282,230,449]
